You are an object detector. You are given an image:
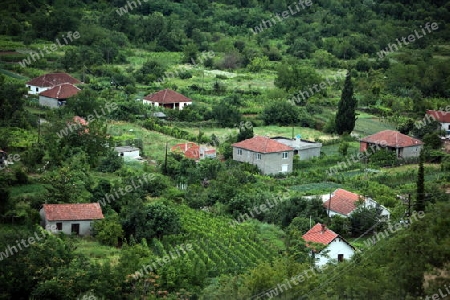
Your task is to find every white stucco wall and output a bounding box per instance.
[121,150,140,159]
[314,238,355,267]
[142,100,192,110]
[27,85,50,95]
[40,209,96,236]
[440,122,450,137]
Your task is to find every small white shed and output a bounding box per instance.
[114,146,140,160]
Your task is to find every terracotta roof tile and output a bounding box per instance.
[170,142,216,160]
[39,83,80,99]
[27,73,81,87]
[302,223,338,245]
[232,136,294,153]
[360,130,422,148]
[143,89,192,104]
[323,189,362,216]
[426,110,450,123]
[42,203,104,221]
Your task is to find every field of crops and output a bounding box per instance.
[148,205,282,279]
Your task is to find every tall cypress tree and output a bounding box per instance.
[335,71,357,135]
[414,149,425,212]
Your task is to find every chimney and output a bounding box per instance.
[321,224,326,233]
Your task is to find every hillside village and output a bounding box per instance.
[1,0,450,299]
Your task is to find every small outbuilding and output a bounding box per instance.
[40,203,104,236]
[114,146,140,160]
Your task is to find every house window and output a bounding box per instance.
[448,125,450,130]
[256,153,261,160]
[282,152,288,159]
[237,149,242,156]
[338,254,344,262]
[36,87,38,92]
[71,224,80,235]
[56,222,62,230]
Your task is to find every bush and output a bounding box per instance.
[14,168,28,185]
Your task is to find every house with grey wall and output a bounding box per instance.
[360,130,423,159]
[40,203,104,236]
[232,136,294,175]
[271,136,322,160]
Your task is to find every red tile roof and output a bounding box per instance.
[171,142,216,160]
[73,116,88,126]
[232,136,294,153]
[39,83,80,99]
[143,89,192,104]
[302,223,338,245]
[42,203,104,221]
[27,73,81,87]
[323,189,363,216]
[360,130,422,148]
[426,110,450,123]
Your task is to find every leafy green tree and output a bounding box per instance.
[0,75,29,128]
[212,100,241,127]
[339,141,349,157]
[122,202,181,240]
[335,71,357,135]
[349,206,384,237]
[183,42,199,64]
[423,132,442,150]
[98,149,123,173]
[274,64,323,93]
[93,212,124,246]
[261,101,299,126]
[236,121,253,142]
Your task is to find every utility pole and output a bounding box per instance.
[164,142,168,174]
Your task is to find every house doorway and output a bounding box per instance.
[71,224,80,235]
[338,254,344,262]
[281,164,288,173]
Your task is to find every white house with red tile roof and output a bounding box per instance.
[322,189,390,219]
[425,110,450,137]
[232,136,294,175]
[142,89,192,110]
[171,142,216,161]
[360,130,423,159]
[38,83,81,108]
[40,203,104,236]
[303,223,356,267]
[26,72,81,95]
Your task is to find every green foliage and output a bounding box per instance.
[98,149,123,173]
[349,205,384,237]
[211,99,241,128]
[274,64,323,93]
[93,213,124,247]
[415,150,425,212]
[369,148,397,167]
[236,121,253,142]
[335,71,357,135]
[122,202,181,240]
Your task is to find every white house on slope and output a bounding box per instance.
[303,223,356,267]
